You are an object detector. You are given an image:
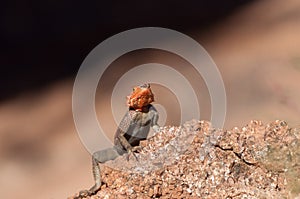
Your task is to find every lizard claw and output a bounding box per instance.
[126,150,137,161]
[74,183,101,199]
[126,146,142,161]
[73,189,91,199]
[132,145,142,152]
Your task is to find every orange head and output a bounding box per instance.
[127,83,154,111]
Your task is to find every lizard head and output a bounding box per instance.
[127,83,154,111]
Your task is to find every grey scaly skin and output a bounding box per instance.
[76,84,159,198]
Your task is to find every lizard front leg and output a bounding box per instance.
[75,149,120,198]
[151,110,160,133]
[117,133,138,161]
[89,154,102,193]
[75,154,101,198]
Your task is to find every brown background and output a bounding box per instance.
[1,0,300,198]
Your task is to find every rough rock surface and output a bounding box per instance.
[71,120,300,199]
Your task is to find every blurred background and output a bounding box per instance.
[1,0,300,198]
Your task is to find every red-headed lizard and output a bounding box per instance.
[76,83,160,198]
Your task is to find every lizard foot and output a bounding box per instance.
[88,183,101,194]
[74,184,101,199]
[73,190,91,199]
[132,145,142,152]
[126,146,142,161]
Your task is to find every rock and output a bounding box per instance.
[71,120,300,198]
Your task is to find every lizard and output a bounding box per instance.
[75,83,160,198]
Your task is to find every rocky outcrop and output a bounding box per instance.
[71,120,300,199]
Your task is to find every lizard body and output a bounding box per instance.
[76,83,159,198]
[114,104,159,153]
